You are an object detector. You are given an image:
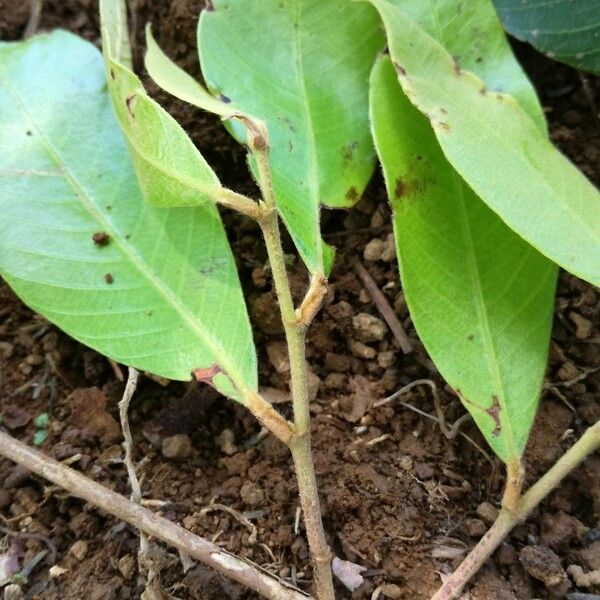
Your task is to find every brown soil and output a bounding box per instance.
[1,2,599,600]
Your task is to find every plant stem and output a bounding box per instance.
[432,419,600,600]
[501,458,524,513]
[0,430,309,600]
[260,209,335,600]
[253,137,335,600]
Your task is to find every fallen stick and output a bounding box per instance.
[353,260,412,354]
[0,430,309,600]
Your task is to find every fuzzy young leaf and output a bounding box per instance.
[99,0,223,208]
[0,32,257,401]
[371,57,557,461]
[145,24,245,119]
[198,0,385,275]
[367,0,600,286]
[493,0,600,74]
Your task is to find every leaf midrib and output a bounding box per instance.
[453,175,518,460]
[0,65,248,395]
[292,0,323,274]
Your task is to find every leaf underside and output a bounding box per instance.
[100,0,223,209]
[371,56,556,461]
[198,0,385,275]
[0,32,257,400]
[372,0,560,461]
[493,0,600,74]
[368,0,600,287]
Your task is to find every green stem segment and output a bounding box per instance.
[432,419,600,600]
[253,132,335,600]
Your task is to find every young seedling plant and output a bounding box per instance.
[0,0,599,599]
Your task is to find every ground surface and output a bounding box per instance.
[0,1,599,599]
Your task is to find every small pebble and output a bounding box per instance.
[377,350,395,368]
[381,233,396,262]
[182,515,197,529]
[324,373,346,390]
[352,313,387,343]
[162,434,193,459]
[217,429,237,456]
[476,501,499,525]
[398,455,413,471]
[117,554,136,580]
[557,361,579,381]
[414,462,434,480]
[520,544,566,587]
[240,480,266,507]
[266,341,290,373]
[363,238,384,261]
[349,339,377,360]
[49,565,67,578]
[464,517,486,538]
[569,312,593,339]
[69,540,88,561]
[3,584,23,600]
[496,543,516,566]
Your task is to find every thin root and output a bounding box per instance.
[200,503,258,545]
[376,380,493,465]
[0,523,57,565]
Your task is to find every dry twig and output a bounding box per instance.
[353,260,413,354]
[0,430,309,600]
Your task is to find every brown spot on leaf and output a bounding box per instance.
[104,273,114,284]
[125,94,137,117]
[453,57,462,76]
[479,86,487,96]
[219,93,231,104]
[394,177,422,200]
[110,68,115,80]
[342,141,357,163]
[486,395,501,436]
[395,178,407,199]
[346,187,358,202]
[193,364,223,388]
[394,62,407,76]
[92,232,110,246]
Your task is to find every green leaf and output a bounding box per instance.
[98,0,132,69]
[99,0,223,208]
[145,24,245,119]
[493,0,600,74]
[0,31,257,401]
[367,0,600,287]
[33,413,49,428]
[198,0,385,275]
[33,429,49,446]
[371,56,557,461]
[386,0,546,132]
